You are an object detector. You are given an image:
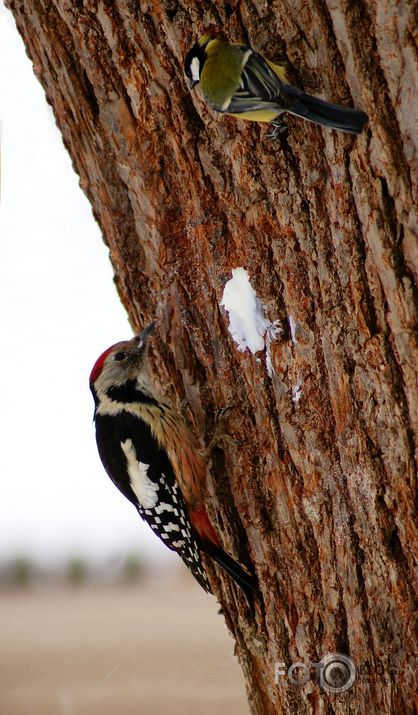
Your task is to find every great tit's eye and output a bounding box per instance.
[114,351,128,362]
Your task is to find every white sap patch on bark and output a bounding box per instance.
[292,380,303,405]
[288,315,299,343]
[221,268,282,357]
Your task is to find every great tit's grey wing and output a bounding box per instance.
[241,52,283,99]
[224,51,285,114]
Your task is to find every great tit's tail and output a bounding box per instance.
[205,545,261,602]
[283,85,368,134]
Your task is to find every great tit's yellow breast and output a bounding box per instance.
[227,108,281,123]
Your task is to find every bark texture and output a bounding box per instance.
[7,1,417,713]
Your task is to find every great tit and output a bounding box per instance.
[184,36,368,136]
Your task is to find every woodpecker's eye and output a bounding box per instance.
[114,351,128,362]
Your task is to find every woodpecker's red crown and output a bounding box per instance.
[89,343,119,385]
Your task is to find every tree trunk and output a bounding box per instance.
[7,1,416,713]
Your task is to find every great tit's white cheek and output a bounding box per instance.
[190,57,201,82]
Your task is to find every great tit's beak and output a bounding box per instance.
[186,77,197,90]
[135,321,156,349]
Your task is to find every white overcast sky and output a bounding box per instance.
[0,4,171,566]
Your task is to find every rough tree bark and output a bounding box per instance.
[7,1,416,713]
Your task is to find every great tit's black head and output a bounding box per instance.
[184,35,212,89]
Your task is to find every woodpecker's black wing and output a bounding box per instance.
[94,410,211,592]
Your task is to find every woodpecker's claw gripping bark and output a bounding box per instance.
[202,405,243,460]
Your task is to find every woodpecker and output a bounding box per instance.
[89,322,258,599]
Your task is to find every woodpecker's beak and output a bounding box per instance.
[135,321,156,349]
[186,77,197,90]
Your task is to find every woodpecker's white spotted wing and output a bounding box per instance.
[137,478,211,592]
[94,410,211,593]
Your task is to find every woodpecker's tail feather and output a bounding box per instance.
[206,546,260,602]
[283,85,368,134]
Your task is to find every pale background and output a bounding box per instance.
[0,2,171,570]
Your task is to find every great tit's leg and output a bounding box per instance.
[266,118,288,139]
